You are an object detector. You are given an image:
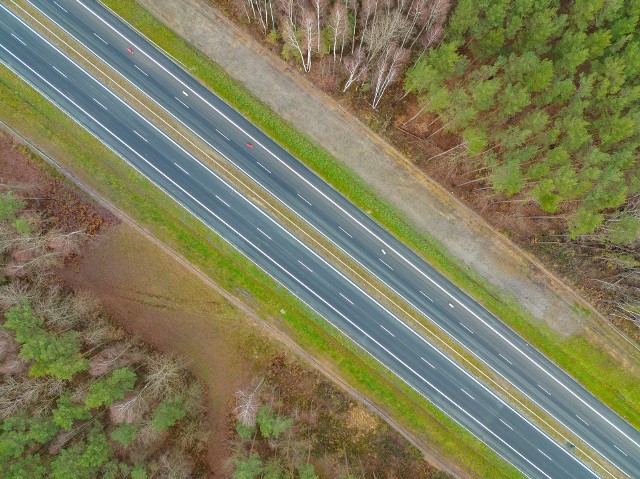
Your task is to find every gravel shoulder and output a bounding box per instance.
[135,0,640,357]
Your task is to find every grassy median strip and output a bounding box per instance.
[6,6,616,472]
[0,61,522,477]
[100,0,640,431]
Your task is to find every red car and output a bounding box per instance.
[246,143,254,149]
[127,48,134,54]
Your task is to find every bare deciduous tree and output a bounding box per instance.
[110,391,149,424]
[0,376,65,418]
[238,0,452,107]
[233,378,264,427]
[328,1,349,62]
[142,353,187,401]
[311,0,329,52]
[281,0,315,73]
[371,44,410,108]
[157,449,194,479]
[342,46,369,91]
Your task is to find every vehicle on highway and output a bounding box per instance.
[246,142,254,149]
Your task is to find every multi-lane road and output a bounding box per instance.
[1,1,639,477]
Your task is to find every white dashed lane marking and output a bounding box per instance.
[499,353,513,365]
[175,96,190,108]
[297,260,313,273]
[214,194,230,207]
[538,384,552,396]
[11,33,26,46]
[53,1,68,12]
[499,419,513,430]
[419,290,434,302]
[297,193,312,206]
[420,357,435,369]
[613,445,627,457]
[379,258,394,270]
[173,162,189,175]
[575,415,589,426]
[93,32,108,44]
[461,388,475,400]
[256,161,271,174]
[459,322,474,334]
[339,292,354,305]
[538,449,552,461]
[52,65,67,78]
[379,324,395,337]
[256,228,271,240]
[338,226,352,238]
[215,128,230,140]
[134,64,148,76]
[133,130,148,142]
[92,97,107,110]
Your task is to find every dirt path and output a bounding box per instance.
[60,224,261,476]
[133,0,639,356]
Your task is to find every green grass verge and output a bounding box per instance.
[0,61,521,477]
[101,0,640,430]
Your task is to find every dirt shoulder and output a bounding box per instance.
[1,130,455,478]
[135,1,638,357]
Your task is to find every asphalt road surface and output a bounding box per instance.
[1,1,639,477]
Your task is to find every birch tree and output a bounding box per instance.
[371,44,410,108]
[311,0,329,52]
[343,46,368,91]
[328,1,349,62]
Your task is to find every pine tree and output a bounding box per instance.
[85,367,137,409]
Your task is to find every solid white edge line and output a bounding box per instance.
[9,3,616,476]
[65,3,640,471]
[0,33,561,479]
[34,6,622,475]
[5,5,608,476]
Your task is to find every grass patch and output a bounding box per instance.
[0,62,521,477]
[101,0,640,431]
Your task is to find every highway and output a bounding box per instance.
[0,1,638,477]
[18,0,640,476]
